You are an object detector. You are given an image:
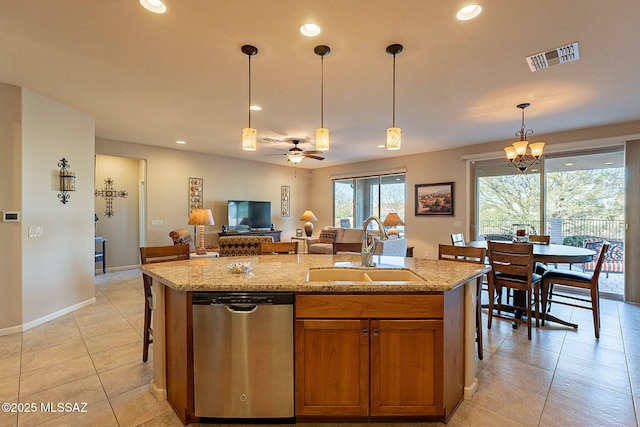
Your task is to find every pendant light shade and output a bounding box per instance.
[242,127,257,151]
[314,45,331,151]
[241,45,258,151]
[386,44,403,151]
[386,127,402,150]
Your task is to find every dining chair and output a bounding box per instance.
[260,241,298,254]
[439,244,487,359]
[450,233,465,246]
[528,235,550,244]
[487,241,541,340]
[541,241,610,339]
[139,244,190,362]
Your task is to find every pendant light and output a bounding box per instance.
[314,45,331,151]
[386,44,403,150]
[241,45,258,151]
[504,103,545,172]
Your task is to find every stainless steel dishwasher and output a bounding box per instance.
[192,292,294,419]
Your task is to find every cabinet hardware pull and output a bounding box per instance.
[363,328,369,336]
[373,329,379,336]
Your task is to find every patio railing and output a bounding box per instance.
[477,218,625,243]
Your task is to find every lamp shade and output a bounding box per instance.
[383,213,404,226]
[188,209,215,226]
[529,141,545,157]
[386,127,402,150]
[315,128,330,151]
[299,210,318,222]
[242,127,257,151]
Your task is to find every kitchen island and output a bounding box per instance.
[140,253,489,424]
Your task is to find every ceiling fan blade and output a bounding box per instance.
[304,154,325,160]
[304,150,323,155]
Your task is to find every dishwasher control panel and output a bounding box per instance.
[192,292,294,305]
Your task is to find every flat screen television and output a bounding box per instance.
[227,200,272,231]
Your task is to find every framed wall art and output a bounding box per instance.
[189,178,203,213]
[281,185,290,217]
[415,182,454,216]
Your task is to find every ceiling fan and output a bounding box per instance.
[263,138,325,163]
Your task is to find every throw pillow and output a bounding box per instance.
[318,229,338,244]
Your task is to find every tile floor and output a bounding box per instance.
[1,269,639,426]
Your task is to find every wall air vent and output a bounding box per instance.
[526,42,579,72]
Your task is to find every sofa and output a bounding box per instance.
[308,227,364,254]
[218,235,273,256]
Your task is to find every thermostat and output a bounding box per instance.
[2,211,21,222]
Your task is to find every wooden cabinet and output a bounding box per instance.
[295,292,462,422]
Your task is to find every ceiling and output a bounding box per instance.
[2,0,639,169]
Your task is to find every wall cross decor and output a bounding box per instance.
[95,178,128,217]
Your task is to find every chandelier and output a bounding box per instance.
[504,103,545,172]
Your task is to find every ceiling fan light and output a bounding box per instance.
[315,128,330,151]
[386,127,402,150]
[287,153,305,164]
[242,128,257,151]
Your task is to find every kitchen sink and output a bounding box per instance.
[306,268,424,283]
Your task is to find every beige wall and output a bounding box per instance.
[20,88,96,326]
[0,84,23,329]
[95,155,143,269]
[96,138,312,262]
[0,84,96,333]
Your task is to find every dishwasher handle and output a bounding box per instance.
[226,304,258,313]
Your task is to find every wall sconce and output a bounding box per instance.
[58,158,75,204]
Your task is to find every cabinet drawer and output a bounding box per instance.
[295,294,444,319]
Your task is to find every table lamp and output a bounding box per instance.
[383,212,404,237]
[188,208,215,255]
[299,210,318,237]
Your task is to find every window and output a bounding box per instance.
[333,173,406,231]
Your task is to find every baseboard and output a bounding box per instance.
[96,264,139,274]
[0,297,97,336]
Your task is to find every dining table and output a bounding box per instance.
[467,240,597,329]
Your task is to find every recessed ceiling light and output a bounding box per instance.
[249,105,262,111]
[604,161,614,165]
[377,145,386,149]
[140,0,167,14]
[176,140,186,145]
[300,23,321,37]
[565,162,574,166]
[456,4,483,21]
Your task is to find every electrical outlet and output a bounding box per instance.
[150,220,163,227]
[453,220,462,228]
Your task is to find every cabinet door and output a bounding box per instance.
[295,319,369,416]
[370,320,444,416]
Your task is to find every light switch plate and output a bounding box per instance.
[150,220,163,227]
[28,226,44,237]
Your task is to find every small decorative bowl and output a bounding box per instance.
[227,262,254,274]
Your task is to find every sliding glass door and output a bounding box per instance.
[472,146,625,297]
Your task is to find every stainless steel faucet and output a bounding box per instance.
[361,216,388,267]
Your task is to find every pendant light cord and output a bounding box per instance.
[248,54,252,128]
[320,54,325,128]
[392,53,396,127]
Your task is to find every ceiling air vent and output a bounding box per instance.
[526,42,579,72]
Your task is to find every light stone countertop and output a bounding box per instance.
[140,254,489,293]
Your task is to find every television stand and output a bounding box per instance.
[218,230,282,242]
